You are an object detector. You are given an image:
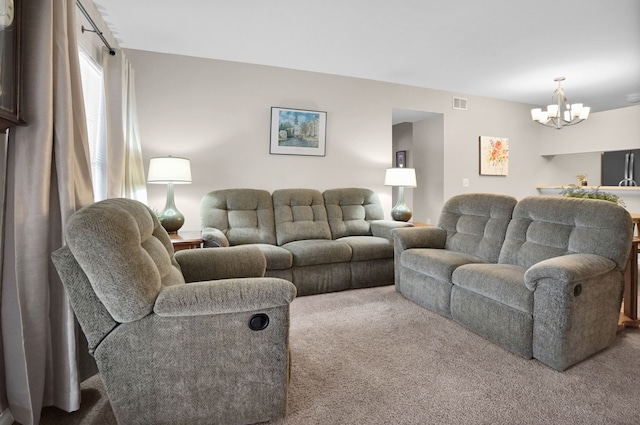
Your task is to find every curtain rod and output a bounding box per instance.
[76,0,116,56]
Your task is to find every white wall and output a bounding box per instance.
[125,49,640,231]
[414,115,445,224]
[536,105,640,212]
[539,105,640,156]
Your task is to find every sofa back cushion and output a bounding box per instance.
[273,188,332,245]
[65,198,185,323]
[499,196,633,270]
[323,188,384,239]
[438,193,518,263]
[200,189,277,245]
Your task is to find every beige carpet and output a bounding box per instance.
[36,285,640,425]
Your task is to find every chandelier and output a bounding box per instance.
[531,77,590,129]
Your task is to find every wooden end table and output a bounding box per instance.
[410,222,433,227]
[619,237,640,330]
[169,231,203,252]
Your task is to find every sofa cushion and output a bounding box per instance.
[200,189,277,246]
[438,193,517,263]
[282,239,352,266]
[253,243,294,270]
[401,248,485,282]
[452,263,532,313]
[338,236,393,261]
[498,196,633,270]
[323,188,384,239]
[273,189,332,245]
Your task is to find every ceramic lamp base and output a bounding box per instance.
[391,203,412,222]
[160,208,185,234]
[391,186,412,222]
[160,182,185,233]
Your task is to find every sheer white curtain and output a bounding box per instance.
[103,48,148,202]
[0,1,94,424]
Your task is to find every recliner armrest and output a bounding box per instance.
[175,245,267,282]
[524,253,617,291]
[201,227,230,247]
[154,278,297,317]
[370,220,413,241]
[391,226,447,251]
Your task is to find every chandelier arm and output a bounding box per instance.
[560,118,585,126]
[534,117,586,129]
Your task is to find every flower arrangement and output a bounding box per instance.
[560,185,625,207]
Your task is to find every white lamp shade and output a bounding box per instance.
[147,157,192,184]
[384,168,417,187]
[530,108,542,121]
[537,111,549,124]
[579,107,590,119]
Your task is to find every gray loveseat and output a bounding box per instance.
[392,193,633,371]
[200,188,411,296]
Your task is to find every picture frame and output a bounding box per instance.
[0,0,23,131]
[270,107,327,156]
[396,150,406,168]
[479,136,509,176]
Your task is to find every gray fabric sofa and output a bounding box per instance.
[392,193,633,371]
[200,188,411,296]
[52,198,296,425]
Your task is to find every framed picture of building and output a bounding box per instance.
[270,107,327,156]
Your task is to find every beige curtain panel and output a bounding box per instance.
[103,47,147,202]
[1,1,94,424]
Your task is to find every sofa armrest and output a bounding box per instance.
[371,220,413,241]
[524,253,617,291]
[523,253,623,371]
[201,227,230,248]
[391,226,447,251]
[154,278,297,317]
[175,245,267,283]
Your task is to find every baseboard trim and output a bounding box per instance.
[0,408,14,425]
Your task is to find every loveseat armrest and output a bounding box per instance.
[201,227,230,248]
[391,226,447,251]
[154,278,297,317]
[523,253,622,371]
[370,220,413,241]
[524,253,617,291]
[175,245,267,283]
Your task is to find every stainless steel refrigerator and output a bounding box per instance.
[602,149,639,186]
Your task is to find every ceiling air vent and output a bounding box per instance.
[452,97,467,110]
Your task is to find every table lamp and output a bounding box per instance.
[147,156,192,233]
[384,167,417,222]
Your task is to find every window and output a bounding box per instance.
[78,48,107,201]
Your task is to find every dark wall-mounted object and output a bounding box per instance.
[396,150,406,168]
[602,149,639,187]
[0,0,24,132]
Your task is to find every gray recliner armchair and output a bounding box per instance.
[51,198,296,425]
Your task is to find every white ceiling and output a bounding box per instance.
[90,0,640,114]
